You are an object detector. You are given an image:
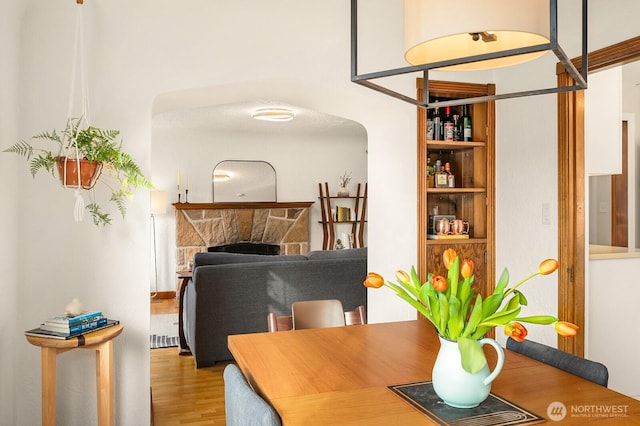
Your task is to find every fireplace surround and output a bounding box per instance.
[173,202,313,271]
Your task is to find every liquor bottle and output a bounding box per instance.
[426,156,434,187]
[445,162,455,188]
[443,106,454,141]
[432,105,442,140]
[426,109,434,140]
[453,107,463,141]
[435,165,448,188]
[461,104,473,142]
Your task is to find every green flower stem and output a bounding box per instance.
[503,271,541,298]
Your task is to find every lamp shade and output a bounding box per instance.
[150,190,167,216]
[404,0,550,71]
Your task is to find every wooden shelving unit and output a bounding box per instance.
[417,79,495,300]
[318,182,368,250]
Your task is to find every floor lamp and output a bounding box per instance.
[150,190,167,299]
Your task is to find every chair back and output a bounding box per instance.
[267,313,293,332]
[506,337,609,387]
[291,299,346,330]
[223,364,282,426]
[268,305,366,332]
[344,305,367,325]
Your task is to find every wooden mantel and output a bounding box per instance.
[172,202,314,210]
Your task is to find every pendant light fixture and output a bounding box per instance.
[351,0,587,108]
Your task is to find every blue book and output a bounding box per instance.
[45,311,103,325]
[40,317,108,334]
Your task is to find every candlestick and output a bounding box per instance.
[178,193,182,204]
[185,189,189,204]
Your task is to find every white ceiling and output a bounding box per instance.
[153,100,367,139]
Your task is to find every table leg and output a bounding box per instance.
[95,340,114,426]
[41,347,57,426]
[177,277,191,355]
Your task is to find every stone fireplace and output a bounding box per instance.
[173,202,313,270]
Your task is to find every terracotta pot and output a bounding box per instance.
[55,157,103,190]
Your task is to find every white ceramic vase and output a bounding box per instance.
[431,335,505,408]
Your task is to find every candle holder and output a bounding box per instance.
[185,189,189,204]
[177,193,182,204]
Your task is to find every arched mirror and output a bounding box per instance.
[212,160,277,202]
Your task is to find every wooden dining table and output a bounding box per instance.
[228,320,640,425]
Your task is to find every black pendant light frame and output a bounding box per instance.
[350,0,588,108]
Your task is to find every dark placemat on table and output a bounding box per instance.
[388,381,545,426]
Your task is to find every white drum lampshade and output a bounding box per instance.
[404,0,550,71]
[150,190,167,216]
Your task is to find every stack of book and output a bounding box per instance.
[335,206,352,222]
[25,311,119,340]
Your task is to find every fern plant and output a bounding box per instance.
[3,118,153,226]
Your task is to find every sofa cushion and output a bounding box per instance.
[193,252,307,268]
[306,247,367,260]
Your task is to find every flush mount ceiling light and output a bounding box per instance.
[252,107,295,122]
[351,0,587,108]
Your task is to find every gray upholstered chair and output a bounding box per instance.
[506,337,609,387]
[223,364,281,426]
[291,299,346,330]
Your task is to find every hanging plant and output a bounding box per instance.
[4,117,153,226]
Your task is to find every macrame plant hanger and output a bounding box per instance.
[61,0,94,222]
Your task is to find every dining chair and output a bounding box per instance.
[266,312,293,332]
[344,305,367,325]
[223,363,282,426]
[267,305,367,332]
[291,299,346,330]
[506,337,609,387]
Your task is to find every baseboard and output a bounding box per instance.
[151,291,176,300]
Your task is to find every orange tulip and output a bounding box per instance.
[395,270,410,285]
[504,322,528,342]
[554,321,579,337]
[431,275,448,292]
[442,248,457,270]
[461,259,474,279]
[364,272,385,289]
[539,259,559,275]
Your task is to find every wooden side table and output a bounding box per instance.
[176,270,192,355]
[26,323,124,426]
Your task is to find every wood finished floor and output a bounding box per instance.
[151,297,230,425]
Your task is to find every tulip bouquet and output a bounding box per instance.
[364,249,578,374]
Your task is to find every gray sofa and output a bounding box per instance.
[183,248,367,367]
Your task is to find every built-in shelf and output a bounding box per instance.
[426,188,486,194]
[172,202,314,210]
[318,182,367,250]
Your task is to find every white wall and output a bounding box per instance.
[589,258,640,399]
[0,1,21,424]
[7,0,640,424]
